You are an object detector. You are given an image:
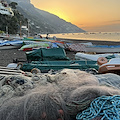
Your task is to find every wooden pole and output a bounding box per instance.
[28,19,30,37]
[20,21,22,38]
[6,26,8,36]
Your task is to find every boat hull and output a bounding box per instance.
[0,45,22,50]
[98,58,120,75]
[86,46,120,53]
[0,40,23,49]
[21,60,98,72]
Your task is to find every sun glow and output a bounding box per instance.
[48,10,70,22]
[31,0,120,32]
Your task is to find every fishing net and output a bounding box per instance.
[0,74,35,107]
[66,85,120,116]
[0,75,34,90]
[0,85,70,120]
[47,69,99,101]
[1,69,120,120]
[95,73,120,89]
[0,85,14,107]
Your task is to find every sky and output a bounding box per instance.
[31,0,120,32]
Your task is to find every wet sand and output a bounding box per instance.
[57,38,120,45]
[0,38,120,67]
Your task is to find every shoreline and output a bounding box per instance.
[0,38,120,67]
[57,38,120,45]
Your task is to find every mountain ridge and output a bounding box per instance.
[6,0,85,34]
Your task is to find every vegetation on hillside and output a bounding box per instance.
[0,2,28,34]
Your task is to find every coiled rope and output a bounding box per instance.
[76,95,120,120]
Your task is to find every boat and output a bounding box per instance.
[64,42,93,52]
[19,42,50,51]
[75,52,120,61]
[0,40,23,49]
[17,60,98,73]
[86,45,120,53]
[98,58,120,75]
[0,65,24,76]
[23,37,64,44]
[7,47,99,73]
[15,48,99,73]
[25,47,70,61]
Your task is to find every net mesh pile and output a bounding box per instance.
[0,69,120,120]
[0,85,70,120]
[66,85,120,115]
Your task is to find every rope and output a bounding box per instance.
[76,95,120,120]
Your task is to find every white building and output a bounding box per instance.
[0,2,14,16]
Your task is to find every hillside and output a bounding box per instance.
[6,0,85,34]
[0,2,28,34]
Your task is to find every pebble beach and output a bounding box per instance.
[0,38,120,120]
[0,38,120,67]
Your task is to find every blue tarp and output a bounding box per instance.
[0,40,23,46]
[91,45,120,48]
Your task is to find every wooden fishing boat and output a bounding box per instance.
[19,42,50,51]
[6,47,99,73]
[64,42,93,52]
[23,37,64,44]
[86,45,120,53]
[98,58,120,75]
[17,60,98,73]
[0,66,24,76]
[0,40,23,49]
[75,52,120,61]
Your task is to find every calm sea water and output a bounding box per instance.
[48,32,120,42]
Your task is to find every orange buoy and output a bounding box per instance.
[31,68,40,74]
[41,112,46,118]
[97,57,108,65]
[57,118,62,120]
[17,62,23,69]
[58,109,64,116]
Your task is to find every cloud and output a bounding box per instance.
[85,24,120,32]
[78,24,84,25]
[104,20,120,24]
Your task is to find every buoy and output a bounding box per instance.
[31,68,40,74]
[97,57,108,65]
[17,62,23,69]
[58,109,64,116]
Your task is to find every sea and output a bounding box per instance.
[46,32,120,42]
